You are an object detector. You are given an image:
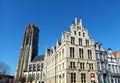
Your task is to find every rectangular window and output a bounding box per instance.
[85,39,89,46]
[70,62,75,69]
[74,31,76,35]
[71,37,75,44]
[62,73,65,83]
[71,73,76,83]
[97,62,102,71]
[81,73,86,83]
[33,74,35,80]
[108,64,111,71]
[115,65,118,73]
[83,33,85,37]
[37,64,40,71]
[80,62,85,70]
[112,65,114,73]
[33,64,36,71]
[96,53,100,59]
[70,47,74,58]
[79,48,84,59]
[88,50,92,59]
[37,73,39,80]
[89,63,93,70]
[29,65,32,72]
[100,53,102,60]
[59,51,61,61]
[79,32,81,36]
[62,49,64,59]
[79,38,82,46]
[78,26,81,30]
[101,63,105,70]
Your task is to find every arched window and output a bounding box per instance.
[33,73,35,80]
[37,73,39,80]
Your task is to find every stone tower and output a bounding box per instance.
[14,24,39,81]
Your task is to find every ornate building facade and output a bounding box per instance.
[15,18,120,83]
[43,18,98,83]
[95,43,120,83]
[95,42,108,83]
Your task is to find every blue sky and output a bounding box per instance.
[0,0,120,75]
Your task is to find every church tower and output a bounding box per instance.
[15,24,39,81]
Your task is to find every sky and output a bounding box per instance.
[0,0,120,75]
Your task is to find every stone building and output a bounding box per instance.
[95,42,120,83]
[111,50,120,83]
[43,18,98,83]
[14,24,44,83]
[95,42,108,83]
[107,48,120,83]
[15,17,120,83]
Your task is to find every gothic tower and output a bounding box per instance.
[15,24,39,81]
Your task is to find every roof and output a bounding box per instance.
[112,52,118,58]
[32,55,44,62]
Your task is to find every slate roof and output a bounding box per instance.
[32,55,44,62]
